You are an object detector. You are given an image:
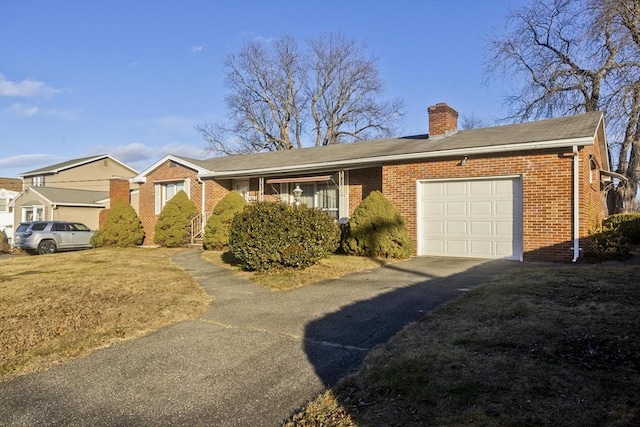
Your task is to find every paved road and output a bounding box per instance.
[0,250,517,426]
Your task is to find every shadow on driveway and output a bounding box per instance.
[302,257,519,387]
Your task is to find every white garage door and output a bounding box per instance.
[418,177,523,260]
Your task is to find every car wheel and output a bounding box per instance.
[38,240,57,255]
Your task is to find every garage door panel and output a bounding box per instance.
[420,178,522,260]
[446,201,467,215]
[446,182,467,196]
[470,221,492,235]
[424,201,444,215]
[470,200,492,215]
[446,221,467,234]
[470,241,493,257]
[446,240,468,255]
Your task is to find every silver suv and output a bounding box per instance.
[13,221,94,255]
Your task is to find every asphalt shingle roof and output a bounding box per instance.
[173,111,602,176]
[31,187,108,206]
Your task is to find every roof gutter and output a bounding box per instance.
[198,136,595,179]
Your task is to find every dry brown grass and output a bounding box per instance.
[286,264,640,426]
[0,248,211,380]
[201,251,395,291]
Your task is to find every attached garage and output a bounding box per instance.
[418,177,523,260]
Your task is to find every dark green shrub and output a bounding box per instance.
[154,190,198,248]
[603,213,640,244]
[582,227,632,262]
[229,202,340,271]
[203,191,247,250]
[342,190,413,258]
[91,200,144,247]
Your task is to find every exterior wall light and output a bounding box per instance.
[293,184,303,207]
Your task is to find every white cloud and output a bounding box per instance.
[4,103,81,119]
[191,45,204,54]
[0,73,63,98]
[0,153,62,170]
[9,103,39,117]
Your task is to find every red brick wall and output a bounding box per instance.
[580,136,607,235]
[381,148,597,262]
[139,162,233,245]
[348,167,382,215]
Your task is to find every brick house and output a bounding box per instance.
[132,103,613,262]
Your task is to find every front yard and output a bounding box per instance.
[286,263,640,426]
[0,248,211,380]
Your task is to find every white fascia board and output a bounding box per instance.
[199,136,595,179]
[54,203,105,207]
[132,155,212,183]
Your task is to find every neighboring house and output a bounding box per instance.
[0,178,22,244]
[133,103,613,262]
[13,155,139,231]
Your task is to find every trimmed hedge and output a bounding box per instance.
[603,213,640,244]
[91,200,145,247]
[229,202,340,271]
[203,191,247,250]
[154,190,198,248]
[342,191,413,258]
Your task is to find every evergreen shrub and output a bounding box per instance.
[203,191,247,250]
[91,200,145,247]
[583,226,632,262]
[154,190,198,247]
[342,190,413,258]
[603,213,640,244]
[229,202,340,271]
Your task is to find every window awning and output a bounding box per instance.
[266,175,332,184]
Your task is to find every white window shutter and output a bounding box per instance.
[154,184,161,214]
[184,178,191,198]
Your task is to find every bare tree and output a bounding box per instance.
[486,0,640,212]
[197,33,403,154]
[197,36,305,153]
[308,33,404,146]
[460,114,489,130]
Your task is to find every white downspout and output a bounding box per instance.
[572,146,581,262]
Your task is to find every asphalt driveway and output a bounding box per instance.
[0,250,518,426]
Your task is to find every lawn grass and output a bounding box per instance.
[0,248,211,380]
[201,251,394,291]
[286,264,640,426]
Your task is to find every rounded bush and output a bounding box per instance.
[603,213,640,244]
[154,190,198,248]
[91,200,145,247]
[583,226,632,262]
[342,190,413,258]
[203,191,247,250]
[229,202,340,271]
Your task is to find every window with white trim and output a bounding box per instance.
[31,176,44,187]
[0,198,6,212]
[22,205,44,222]
[154,179,190,214]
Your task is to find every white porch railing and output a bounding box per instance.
[190,212,212,244]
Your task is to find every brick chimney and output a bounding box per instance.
[109,177,130,204]
[428,103,458,137]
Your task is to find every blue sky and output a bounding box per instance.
[0,0,528,178]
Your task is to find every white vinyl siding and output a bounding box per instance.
[418,177,523,260]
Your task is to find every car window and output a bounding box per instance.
[31,223,47,231]
[52,223,68,231]
[73,223,90,231]
[17,224,29,232]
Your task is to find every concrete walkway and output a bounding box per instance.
[0,250,518,426]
